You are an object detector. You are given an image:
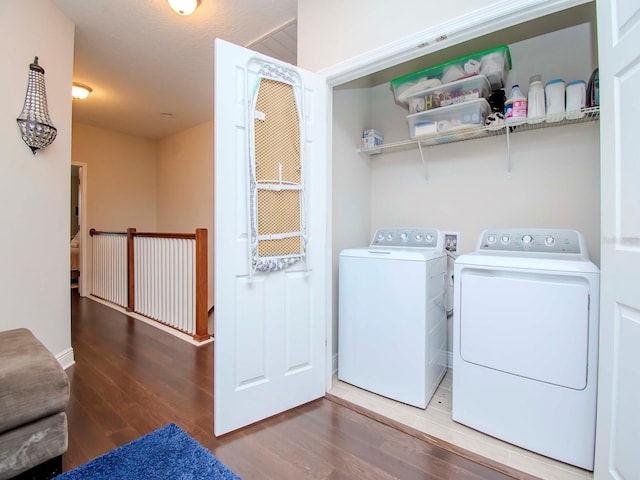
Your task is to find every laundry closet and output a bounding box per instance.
[326,1,600,476]
[330,1,599,358]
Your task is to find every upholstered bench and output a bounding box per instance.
[0,329,69,480]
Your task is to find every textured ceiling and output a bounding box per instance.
[52,0,297,140]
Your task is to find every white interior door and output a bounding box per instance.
[594,0,640,478]
[213,39,328,436]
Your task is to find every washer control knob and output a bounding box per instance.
[522,234,534,244]
[545,236,555,246]
[415,234,423,242]
[400,232,408,242]
[425,234,434,242]
[377,233,384,241]
[487,234,497,244]
[386,234,393,241]
[501,235,511,244]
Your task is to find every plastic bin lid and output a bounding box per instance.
[391,45,512,87]
[545,78,566,86]
[403,74,491,101]
[566,80,586,87]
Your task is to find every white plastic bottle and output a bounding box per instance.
[545,78,566,122]
[504,84,527,122]
[527,75,545,124]
[565,80,586,119]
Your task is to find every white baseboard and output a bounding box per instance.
[56,347,75,370]
[88,295,213,347]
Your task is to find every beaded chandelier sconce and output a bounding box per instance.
[16,56,57,154]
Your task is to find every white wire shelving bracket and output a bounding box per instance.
[357,107,600,178]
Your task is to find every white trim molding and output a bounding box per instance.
[56,347,75,370]
[320,0,592,87]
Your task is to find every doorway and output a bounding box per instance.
[71,161,88,296]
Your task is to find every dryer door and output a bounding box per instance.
[459,269,590,390]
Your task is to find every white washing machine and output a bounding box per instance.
[338,227,447,408]
[452,228,599,470]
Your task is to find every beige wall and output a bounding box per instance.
[71,121,215,310]
[72,123,158,231]
[298,0,498,71]
[0,0,74,364]
[157,121,214,309]
[71,123,159,293]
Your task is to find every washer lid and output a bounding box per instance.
[340,247,443,261]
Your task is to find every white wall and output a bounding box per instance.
[331,88,373,362]
[298,0,499,72]
[157,121,214,310]
[368,23,600,262]
[370,119,600,254]
[0,0,74,365]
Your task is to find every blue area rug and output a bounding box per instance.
[55,423,241,480]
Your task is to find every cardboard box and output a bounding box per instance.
[362,129,383,150]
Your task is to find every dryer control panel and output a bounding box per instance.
[477,228,583,255]
[371,227,444,250]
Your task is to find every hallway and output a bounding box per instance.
[66,292,526,479]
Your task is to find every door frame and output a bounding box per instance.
[317,0,596,391]
[71,161,88,296]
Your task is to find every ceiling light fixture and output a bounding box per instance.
[168,0,200,15]
[72,82,92,100]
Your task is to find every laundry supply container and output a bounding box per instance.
[391,46,511,106]
[545,79,566,122]
[407,98,491,140]
[565,80,587,119]
[405,75,492,114]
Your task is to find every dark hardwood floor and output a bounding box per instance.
[66,291,529,479]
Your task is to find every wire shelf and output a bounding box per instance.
[359,106,600,155]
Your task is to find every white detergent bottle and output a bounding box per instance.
[527,74,545,124]
[504,84,527,122]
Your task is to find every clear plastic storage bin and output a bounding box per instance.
[391,46,511,106]
[407,98,491,139]
[405,74,492,113]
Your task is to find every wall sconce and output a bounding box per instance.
[16,56,57,155]
[168,0,200,15]
[72,82,93,100]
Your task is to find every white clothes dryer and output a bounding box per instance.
[452,229,599,470]
[339,227,447,408]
